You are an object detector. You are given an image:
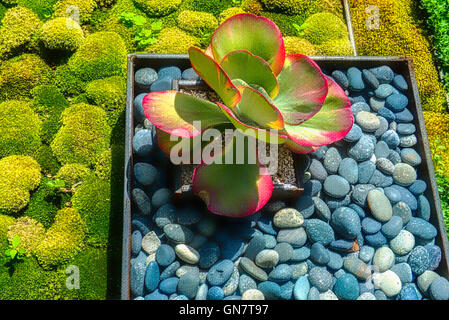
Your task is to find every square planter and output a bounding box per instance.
[121,53,449,300]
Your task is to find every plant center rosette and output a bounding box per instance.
[143,13,354,218]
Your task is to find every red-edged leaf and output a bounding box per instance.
[220,50,279,98]
[274,54,328,125]
[235,86,284,130]
[217,102,287,144]
[285,76,353,147]
[192,132,273,217]
[210,13,285,76]
[285,139,317,154]
[188,47,241,108]
[143,91,230,138]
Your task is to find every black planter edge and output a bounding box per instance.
[121,53,449,300]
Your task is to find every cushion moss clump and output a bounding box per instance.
[241,0,263,14]
[17,0,59,20]
[51,103,111,167]
[72,175,111,247]
[56,163,92,187]
[0,6,41,59]
[0,54,54,100]
[7,217,45,255]
[0,214,15,250]
[297,12,348,45]
[95,0,116,7]
[133,0,181,17]
[39,17,85,51]
[95,149,112,180]
[23,176,60,229]
[284,36,317,55]
[261,0,309,15]
[67,31,127,82]
[54,64,87,96]
[147,27,200,53]
[350,0,447,113]
[177,10,218,37]
[260,11,305,36]
[31,85,69,144]
[0,155,41,215]
[53,0,97,24]
[424,111,449,177]
[316,38,353,56]
[34,207,87,270]
[85,76,126,124]
[189,0,233,16]
[218,7,245,24]
[34,145,61,176]
[0,100,42,158]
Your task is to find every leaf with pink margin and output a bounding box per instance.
[143,91,230,138]
[217,102,287,144]
[220,50,279,98]
[192,132,273,217]
[285,76,353,147]
[210,13,285,76]
[188,47,241,108]
[273,54,328,125]
[285,139,317,154]
[235,86,284,130]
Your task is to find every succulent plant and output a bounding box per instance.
[143,13,353,217]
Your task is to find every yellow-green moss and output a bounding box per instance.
[53,0,97,24]
[68,31,127,82]
[260,11,305,36]
[85,75,126,124]
[177,10,218,37]
[51,103,111,167]
[54,64,87,96]
[35,207,87,269]
[241,0,263,15]
[95,0,116,7]
[284,36,317,55]
[0,214,15,250]
[34,145,61,176]
[95,149,112,180]
[0,100,42,158]
[72,175,111,247]
[218,7,245,24]
[7,217,45,255]
[39,17,84,51]
[189,0,233,16]
[0,6,41,59]
[98,16,137,51]
[297,12,348,45]
[316,38,353,56]
[133,0,181,17]
[424,111,449,177]
[56,163,92,187]
[17,0,59,20]
[261,0,309,15]
[350,0,447,113]
[147,27,200,53]
[0,54,54,100]
[0,155,41,215]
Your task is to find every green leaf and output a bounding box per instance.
[151,21,163,31]
[10,249,17,259]
[12,235,20,248]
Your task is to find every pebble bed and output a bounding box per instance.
[129,64,449,300]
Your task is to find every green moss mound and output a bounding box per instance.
[54,64,87,96]
[23,176,61,229]
[34,145,61,176]
[51,103,111,167]
[31,85,70,144]
[177,10,218,37]
[316,38,353,56]
[0,54,53,101]
[56,163,92,187]
[95,0,116,7]
[72,176,111,247]
[68,31,127,82]
[53,0,97,24]
[260,11,305,36]
[298,12,348,45]
[39,17,85,51]
[190,0,233,16]
[95,149,112,180]
[261,0,309,15]
[133,0,181,17]
[0,214,15,250]
[85,76,126,124]
[35,207,87,270]
[0,6,41,59]
[218,7,245,23]
[17,0,59,20]
[147,27,200,53]
[284,36,317,55]
[0,100,42,158]
[7,217,45,255]
[241,0,263,14]
[0,155,41,215]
